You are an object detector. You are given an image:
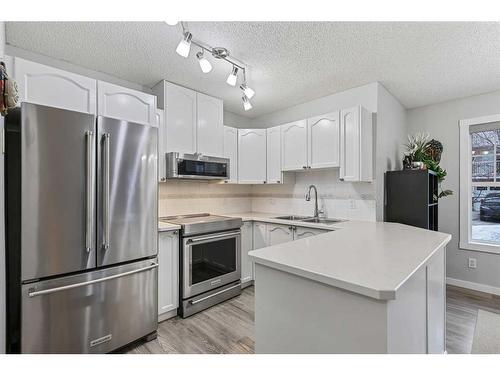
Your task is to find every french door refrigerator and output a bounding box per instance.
[4,103,158,353]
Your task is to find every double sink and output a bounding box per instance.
[273,215,344,225]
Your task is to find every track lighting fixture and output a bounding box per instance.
[176,31,192,58]
[240,83,255,99]
[196,51,212,73]
[174,22,255,110]
[242,96,253,111]
[165,20,179,26]
[226,66,239,86]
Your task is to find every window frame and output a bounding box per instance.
[459,114,500,254]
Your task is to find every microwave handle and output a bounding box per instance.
[186,230,241,244]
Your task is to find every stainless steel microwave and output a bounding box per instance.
[165,152,230,180]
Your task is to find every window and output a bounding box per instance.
[460,115,500,253]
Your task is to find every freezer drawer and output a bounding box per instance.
[21,259,158,353]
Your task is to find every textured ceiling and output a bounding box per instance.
[5,22,500,118]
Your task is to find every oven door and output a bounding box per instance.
[182,230,241,299]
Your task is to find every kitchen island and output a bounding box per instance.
[248,220,451,354]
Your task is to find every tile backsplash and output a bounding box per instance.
[159,169,376,221]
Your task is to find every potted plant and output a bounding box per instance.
[402,133,453,199]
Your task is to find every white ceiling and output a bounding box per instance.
[5,22,500,118]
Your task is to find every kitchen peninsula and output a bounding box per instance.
[249,220,451,354]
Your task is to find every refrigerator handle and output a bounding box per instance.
[85,130,93,253]
[102,133,111,250]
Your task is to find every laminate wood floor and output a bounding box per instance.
[123,285,500,354]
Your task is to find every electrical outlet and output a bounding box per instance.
[349,200,357,210]
[468,258,477,269]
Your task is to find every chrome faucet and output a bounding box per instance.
[305,185,323,218]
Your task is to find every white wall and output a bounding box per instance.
[376,84,407,221]
[407,89,500,290]
[0,20,6,354]
[223,111,254,128]
[250,83,378,128]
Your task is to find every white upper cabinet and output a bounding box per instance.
[281,120,308,171]
[340,106,373,182]
[197,93,223,157]
[97,81,156,126]
[307,111,340,169]
[266,125,282,184]
[223,126,238,183]
[14,58,97,114]
[157,109,167,182]
[158,230,179,321]
[267,224,294,246]
[238,129,267,184]
[164,82,197,154]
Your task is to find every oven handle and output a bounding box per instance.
[189,283,241,305]
[186,230,241,244]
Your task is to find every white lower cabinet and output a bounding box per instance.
[294,226,329,239]
[253,222,268,250]
[241,222,254,286]
[158,230,179,322]
[267,224,294,246]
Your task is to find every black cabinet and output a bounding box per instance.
[385,170,439,231]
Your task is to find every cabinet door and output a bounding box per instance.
[97,81,156,126]
[197,93,224,157]
[253,222,268,249]
[266,125,282,183]
[238,129,267,183]
[223,126,238,183]
[340,107,360,181]
[157,109,167,182]
[294,226,329,240]
[158,231,179,320]
[165,82,197,154]
[241,221,254,285]
[267,224,294,246]
[308,111,340,169]
[427,248,446,354]
[14,58,96,114]
[281,120,308,171]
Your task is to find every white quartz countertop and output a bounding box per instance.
[158,221,181,232]
[245,217,451,300]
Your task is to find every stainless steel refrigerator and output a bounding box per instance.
[4,103,158,353]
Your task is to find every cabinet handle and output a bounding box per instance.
[302,166,307,169]
[307,166,311,169]
[276,180,280,183]
[263,181,267,184]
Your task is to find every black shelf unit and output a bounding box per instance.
[385,169,439,231]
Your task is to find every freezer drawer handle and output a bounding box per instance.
[186,231,241,244]
[189,283,241,305]
[85,130,93,253]
[28,263,158,298]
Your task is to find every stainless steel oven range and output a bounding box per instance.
[161,214,242,318]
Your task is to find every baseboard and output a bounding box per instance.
[447,277,500,297]
[158,309,178,323]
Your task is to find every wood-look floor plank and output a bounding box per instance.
[123,284,500,354]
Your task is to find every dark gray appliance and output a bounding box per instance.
[5,103,158,353]
[165,152,230,180]
[161,214,242,317]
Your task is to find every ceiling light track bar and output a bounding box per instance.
[173,21,255,111]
